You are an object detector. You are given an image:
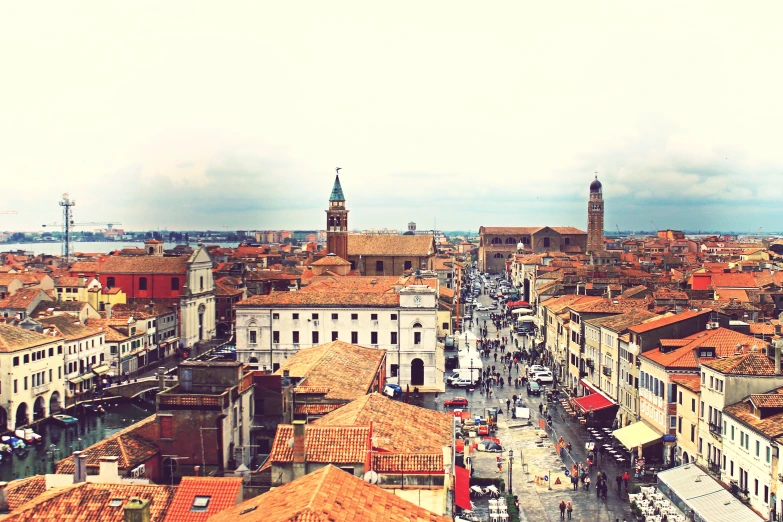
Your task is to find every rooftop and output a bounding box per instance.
[641,328,767,369]
[268,425,370,464]
[99,256,187,275]
[38,315,101,341]
[347,234,435,257]
[700,352,777,376]
[206,465,450,522]
[0,323,57,353]
[628,309,711,334]
[164,477,242,522]
[585,310,660,333]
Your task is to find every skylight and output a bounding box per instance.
[109,499,123,507]
[191,496,211,512]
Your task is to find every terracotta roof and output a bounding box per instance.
[206,465,450,522]
[7,475,47,511]
[83,318,131,342]
[274,341,385,401]
[710,272,759,289]
[750,393,783,409]
[99,256,187,275]
[628,309,711,334]
[715,289,750,302]
[585,310,660,333]
[310,255,351,267]
[0,323,57,353]
[69,262,101,274]
[540,294,601,314]
[653,290,689,301]
[670,375,701,393]
[237,276,401,307]
[269,425,370,463]
[292,403,343,416]
[55,276,82,287]
[701,353,777,375]
[480,226,586,235]
[749,323,776,335]
[313,393,451,455]
[372,453,444,473]
[4,482,175,522]
[725,398,783,439]
[164,477,242,522]
[641,328,768,369]
[215,280,243,297]
[38,315,101,341]
[56,416,158,474]
[568,298,649,314]
[347,234,435,256]
[0,288,50,310]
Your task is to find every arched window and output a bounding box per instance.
[412,323,422,345]
[505,238,517,244]
[491,237,502,245]
[543,237,551,248]
[522,237,529,244]
[493,253,504,259]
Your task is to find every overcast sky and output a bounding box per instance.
[2,2,782,234]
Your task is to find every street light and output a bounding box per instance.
[508,449,514,495]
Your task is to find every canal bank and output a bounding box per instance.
[0,400,152,482]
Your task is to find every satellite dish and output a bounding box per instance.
[363,470,378,484]
[287,437,295,449]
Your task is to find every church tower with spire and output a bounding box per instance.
[587,174,605,253]
[326,173,349,261]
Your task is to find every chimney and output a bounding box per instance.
[157,367,166,391]
[78,274,87,287]
[99,456,120,481]
[292,420,306,480]
[0,482,8,514]
[194,465,200,477]
[74,451,88,483]
[775,339,782,376]
[123,498,151,522]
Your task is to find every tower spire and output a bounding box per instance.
[329,171,345,202]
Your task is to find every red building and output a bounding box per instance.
[71,256,187,300]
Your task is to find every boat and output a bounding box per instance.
[82,403,105,414]
[1,436,26,450]
[14,429,42,444]
[0,443,11,454]
[52,414,78,426]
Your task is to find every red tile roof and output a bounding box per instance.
[669,375,701,393]
[640,328,767,369]
[99,256,188,275]
[206,465,450,522]
[700,353,777,375]
[0,288,50,310]
[347,234,435,256]
[710,272,758,289]
[4,482,175,522]
[164,477,242,522]
[0,323,58,353]
[269,425,370,464]
[628,309,711,334]
[7,475,47,511]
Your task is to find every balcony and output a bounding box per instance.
[602,366,612,377]
[707,460,721,476]
[32,383,50,396]
[708,422,722,438]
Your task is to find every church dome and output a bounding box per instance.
[590,175,602,193]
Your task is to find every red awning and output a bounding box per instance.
[507,300,530,308]
[454,466,471,511]
[573,392,615,414]
[579,379,600,395]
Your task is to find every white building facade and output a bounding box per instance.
[180,246,217,347]
[235,284,442,389]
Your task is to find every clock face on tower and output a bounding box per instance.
[413,295,422,305]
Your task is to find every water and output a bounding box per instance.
[1,401,153,482]
[2,241,241,257]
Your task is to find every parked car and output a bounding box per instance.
[452,378,478,388]
[526,381,542,396]
[476,304,490,311]
[531,371,554,384]
[444,397,469,407]
[529,365,549,373]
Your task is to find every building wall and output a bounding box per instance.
[723,414,774,515]
[674,386,700,465]
[638,361,669,438]
[97,273,185,300]
[350,255,433,277]
[617,337,639,427]
[598,327,619,401]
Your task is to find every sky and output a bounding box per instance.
[2,1,783,234]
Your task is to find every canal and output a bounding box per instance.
[1,400,153,482]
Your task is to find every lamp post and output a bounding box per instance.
[508,449,514,495]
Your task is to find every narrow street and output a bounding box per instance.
[414,276,635,521]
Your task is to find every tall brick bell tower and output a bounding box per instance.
[587,174,605,253]
[326,171,349,260]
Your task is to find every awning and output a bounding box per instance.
[613,421,662,451]
[507,300,530,309]
[512,308,534,315]
[579,379,600,395]
[454,466,471,511]
[91,365,111,376]
[572,393,615,414]
[68,375,87,385]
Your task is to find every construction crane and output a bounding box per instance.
[755,226,763,237]
[616,224,622,238]
[42,193,121,262]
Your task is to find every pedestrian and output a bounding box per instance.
[571,474,579,491]
[567,441,572,453]
[497,455,503,473]
[566,501,572,520]
[584,475,591,491]
[622,471,630,494]
[506,398,511,411]
[616,473,622,493]
[559,500,566,520]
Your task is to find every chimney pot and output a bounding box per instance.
[74,451,88,483]
[99,456,120,480]
[292,420,306,479]
[123,497,151,522]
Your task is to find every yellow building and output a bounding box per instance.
[55,275,127,312]
[671,375,700,466]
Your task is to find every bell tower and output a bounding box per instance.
[587,173,605,253]
[326,170,349,261]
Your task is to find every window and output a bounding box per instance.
[404,260,412,271]
[249,331,257,344]
[312,331,319,344]
[756,440,760,457]
[23,377,27,390]
[199,276,204,290]
[272,313,279,320]
[391,314,397,320]
[273,331,280,344]
[13,380,17,394]
[351,331,358,344]
[106,277,115,288]
[332,331,338,341]
[292,313,299,320]
[376,260,384,273]
[414,332,422,345]
[292,331,299,344]
[371,313,378,321]
[564,237,570,245]
[765,485,769,503]
[766,446,771,463]
[390,364,398,377]
[731,425,735,440]
[331,313,338,320]
[698,437,703,453]
[543,237,551,248]
[58,345,63,354]
[700,401,704,418]
[171,277,180,291]
[691,398,696,412]
[678,417,682,433]
[23,354,29,364]
[371,332,378,345]
[391,332,398,344]
[690,424,695,442]
[678,391,682,405]
[12,357,18,367]
[312,313,319,320]
[48,348,53,357]
[139,277,147,290]
[351,313,358,320]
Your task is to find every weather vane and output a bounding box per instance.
[336,167,342,174]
